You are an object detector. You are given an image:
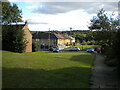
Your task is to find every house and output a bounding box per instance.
[32,32,64,49]
[32,32,75,49]
[62,35,75,46]
[2,21,32,52]
[23,21,32,52]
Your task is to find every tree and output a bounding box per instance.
[88,9,118,52]
[2,2,27,53]
[2,1,22,25]
[112,30,120,69]
[2,25,27,53]
[89,8,111,31]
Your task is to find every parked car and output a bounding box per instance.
[86,48,94,53]
[70,47,80,51]
[53,47,61,53]
[49,47,56,51]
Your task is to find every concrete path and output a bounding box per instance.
[90,54,120,88]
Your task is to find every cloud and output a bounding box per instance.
[8,0,120,2]
[25,9,95,31]
[29,22,48,24]
[31,2,118,15]
[27,19,49,24]
[25,5,37,9]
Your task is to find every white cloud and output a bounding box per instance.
[8,0,120,2]
[25,5,37,9]
[8,0,20,2]
[24,9,95,31]
[8,1,119,31]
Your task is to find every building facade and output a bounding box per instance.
[32,32,75,49]
[23,21,32,52]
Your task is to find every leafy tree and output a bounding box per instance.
[88,9,118,52]
[89,8,111,31]
[2,26,27,53]
[2,1,22,25]
[2,2,27,53]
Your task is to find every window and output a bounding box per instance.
[36,39,39,42]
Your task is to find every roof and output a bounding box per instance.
[54,33,65,39]
[62,34,75,40]
[32,32,58,39]
[32,32,67,39]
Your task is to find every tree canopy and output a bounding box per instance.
[88,8,118,31]
[2,1,22,25]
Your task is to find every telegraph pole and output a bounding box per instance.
[70,27,72,35]
[48,28,51,49]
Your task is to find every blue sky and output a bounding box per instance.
[8,0,119,31]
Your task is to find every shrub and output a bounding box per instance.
[2,25,27,53]
[32,43,40,52]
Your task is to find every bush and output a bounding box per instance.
[82,41,87,45]
[32,43,40,52]
[2,25,27,53]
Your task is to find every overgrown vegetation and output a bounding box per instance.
[2,51,95,88]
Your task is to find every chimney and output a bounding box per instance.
[25,20,28,26]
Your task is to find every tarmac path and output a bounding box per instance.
[90,54,120,88]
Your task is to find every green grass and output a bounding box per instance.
[2,51,95,88]
[64,45,101,50]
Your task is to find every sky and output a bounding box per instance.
[7,0,119,31]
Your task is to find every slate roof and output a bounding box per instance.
[32,32,58,39]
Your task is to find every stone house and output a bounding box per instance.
[32,32,75,49]
[62,35,75,46]
[23,21,32,52]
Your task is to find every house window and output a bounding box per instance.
[36,39,39,42]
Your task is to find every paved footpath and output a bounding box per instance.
[90,54,120,88]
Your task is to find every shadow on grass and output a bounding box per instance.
[69,54,95,65]
[3,67,90,88]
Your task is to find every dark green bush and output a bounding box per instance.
[32,42,40,52]
[2,25,27,53]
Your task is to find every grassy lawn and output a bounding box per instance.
[64,45,101,50]
[2,51,95,88]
